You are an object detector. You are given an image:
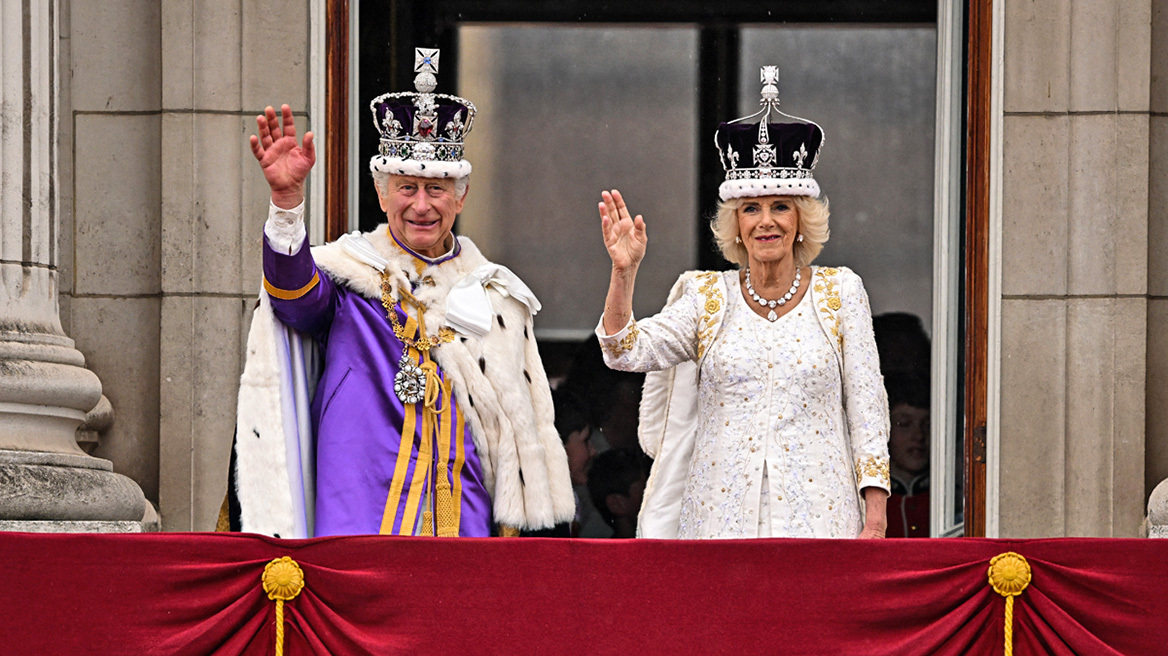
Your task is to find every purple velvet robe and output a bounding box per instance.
[263,237,493,537]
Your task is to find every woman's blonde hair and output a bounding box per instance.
[710,195,830,268]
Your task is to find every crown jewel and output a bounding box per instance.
[714,66,825,200]
[368,48,476,178]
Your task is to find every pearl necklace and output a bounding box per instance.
[744,266,801,322]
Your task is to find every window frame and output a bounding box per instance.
[320,0,993,538]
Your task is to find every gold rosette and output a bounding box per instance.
[988,552,1031,597]
[263,556,306,601]
[987,552,1031,656]
[262,557,306,656]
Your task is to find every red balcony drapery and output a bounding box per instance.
[2,533,1166,655]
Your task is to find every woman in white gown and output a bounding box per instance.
[596,67,890,540]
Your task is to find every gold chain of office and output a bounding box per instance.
[380,272,456,351]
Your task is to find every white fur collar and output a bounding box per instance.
[310,226,489,338]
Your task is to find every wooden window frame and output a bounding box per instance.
[962,0,992,537]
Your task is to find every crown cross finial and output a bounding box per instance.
[415,48,440,75]
[760,66,780,106]
[413,48,440,93]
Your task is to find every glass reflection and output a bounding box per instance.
[458,25,700,338]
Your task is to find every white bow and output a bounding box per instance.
[446,264,541,337]
[339,232,389,272]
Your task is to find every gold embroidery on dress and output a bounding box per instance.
[601,320,640,357]
[696,272,723,359]
[854,455,890,486]
[813,268,844,351]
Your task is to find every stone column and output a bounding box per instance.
[998,0,1150,537]
[1146,0,1168,518]
[0,0,145,531]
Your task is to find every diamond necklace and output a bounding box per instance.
[744,265,801,322]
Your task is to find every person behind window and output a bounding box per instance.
[884,373,930,538]
[524,389,597,538]
[557,335,645,453]
[873,312,931,381]
[594,67,890,539]
[554,388,597,490]
[587,448,651,539]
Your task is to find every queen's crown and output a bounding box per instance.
[714,66,825,200]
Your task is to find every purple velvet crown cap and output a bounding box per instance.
[374,100,470,143]
[715,121,823,170]
[715,120,824,200]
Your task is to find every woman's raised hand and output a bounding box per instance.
[599,189,647,272]
[249,104,316,209]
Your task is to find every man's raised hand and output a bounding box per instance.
[250,104,316,209]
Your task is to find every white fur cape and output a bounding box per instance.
[234,228,575,537]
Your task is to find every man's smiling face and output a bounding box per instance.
[377,174,466,258]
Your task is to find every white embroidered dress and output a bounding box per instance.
[597,267,890,539]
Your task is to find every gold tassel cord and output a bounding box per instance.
[262,557,306,656]
[988,552,1032,656]
[384,280,462,537]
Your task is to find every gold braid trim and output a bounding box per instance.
[431,370,460,538]
[695,272,723,359]
[854,454,890,487]
[988,552,1031,656]
[262,557,306,656]
[215,494,231,532]
[263,271,320,300]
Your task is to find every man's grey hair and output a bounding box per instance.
[372,170,469,200]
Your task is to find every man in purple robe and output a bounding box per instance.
[225,49,575,538]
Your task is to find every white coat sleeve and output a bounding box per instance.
[838,269,892,493]
[593,274,702,374]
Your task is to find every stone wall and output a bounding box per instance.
[999,0,1152,537]
[61,0,312,530]
[1146,0,1168,517]
[60,0,163,507]
[156,1,310,531]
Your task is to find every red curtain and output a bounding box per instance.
[2,533,1166,655]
